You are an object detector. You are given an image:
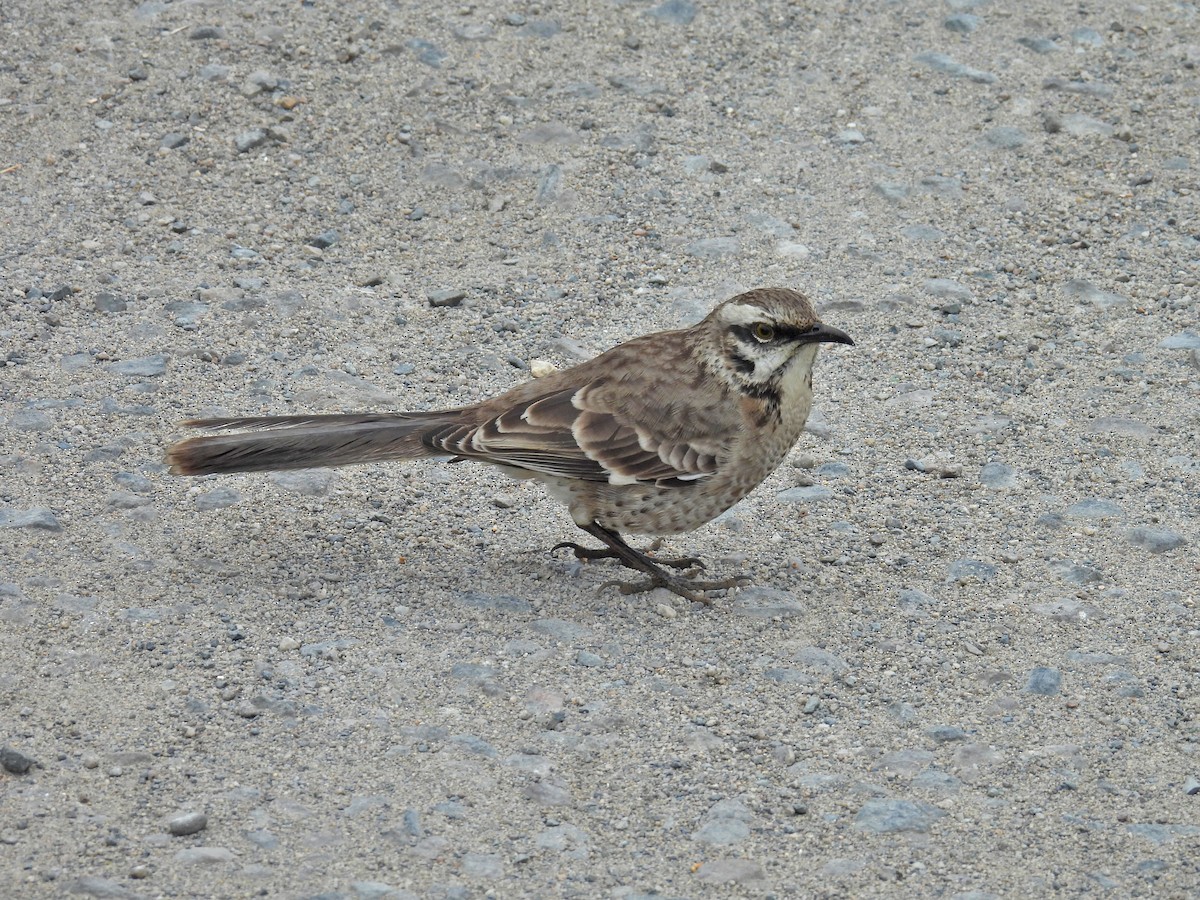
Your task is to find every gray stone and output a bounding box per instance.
[428,288,466,307]
[985,126,1027,149]
[874,749,935,774]
[947,559,997,583]
[926,725,968,744]
[924,278,971,301]
[522,781,571,806]
[901,224,945,242]
[1126,823,1200,845]
[777,485,834,503]
[1049,560,1103,585]
[944,14,981,33]
[1126,526,1186,554]
[898,588,937,610]
[450,734,498,758]
[0,506,62,531]
[531,619,592,641]
[168,812,208,836]
[693,818,749,845]
[732,587,804,617]
[68,877,138,898]
[1025,667,1062,695]
[696,858,766,883]
[0,746,37,774]
[173,847,234,864]
[1065,499,1123,519]
[913,51,996,83]
[194,488,241,511]
[458,591,532,613]
[1017,36,1059,54]
[980,462,1017,489]
[1061,114,1113,138]
[794,646,849,674]
[647,0,697,25]
[854,799,945,833]
[1033,597,1101,622]
[1159,330,1200,350]
[1064,279,1128,309]
[269,471,333,496]
[763,668,817,685]
[1071,27,1104,47]
[516,123,578,144]
[686,237,740,258]
[406,38,446,67]
[107,355,167,376]
[234,129,268,153]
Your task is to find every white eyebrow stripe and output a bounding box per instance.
[718,303,773,327]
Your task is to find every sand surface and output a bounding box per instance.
[1,0,1198,896]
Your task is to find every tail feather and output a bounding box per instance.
[166,413,456,476]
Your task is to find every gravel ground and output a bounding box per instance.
[2,0,1198,897]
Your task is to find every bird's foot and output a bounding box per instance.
[552,541,703,571]
[603,572,751,605]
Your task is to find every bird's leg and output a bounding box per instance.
[553,530,701,570]
[556,522,748,604]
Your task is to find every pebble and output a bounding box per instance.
[67,877,137,898]
[428,288,466,307]
[985,126,1027,149]
[924,278,972,301]
[174,847,234,864]
[0,746,37,774]
[947,559,997,583]
[1159,330,1200,350]
[794,647,849,674]
[913,51,996,83]
[168,812,208,836]
[235,129,269,153]
[979,462,1017,489]
[696,858,766,883]
[522,781,571,806]
[1025,667,1062,695]
[1065,499,1123,519]
[0,506,62,531]
[107,355,167,377]
[647,0,697,25]
[531,619,592,641]
[195,488,242,511]
[458,591,532,613]
[1017,36,1059,54]
[776,485,834,503]
[854,799,945,834]
[926,726,968,744]
[943,13,981,33]
[731,587,804,618]
[686,237,741,258]
[1066,279,1128,311]
[269,471,333,496]
[1183,777,1200,796]
[1126,526,1186,554]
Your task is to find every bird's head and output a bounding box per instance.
[704,288,854,395]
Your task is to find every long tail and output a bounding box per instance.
[166,413,459,475]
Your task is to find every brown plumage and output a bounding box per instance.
[167,287,853,601]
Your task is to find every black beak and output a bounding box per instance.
[801,322,855,347]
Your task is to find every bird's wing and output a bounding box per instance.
[423,366,737,485]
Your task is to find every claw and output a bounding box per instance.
[560,522,749,605]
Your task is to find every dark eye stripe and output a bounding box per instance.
[732,323,808,344]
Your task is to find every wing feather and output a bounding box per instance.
[427,368,734,485]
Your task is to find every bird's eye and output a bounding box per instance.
[753,323,776,342]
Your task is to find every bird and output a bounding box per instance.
[166,287,854,602]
